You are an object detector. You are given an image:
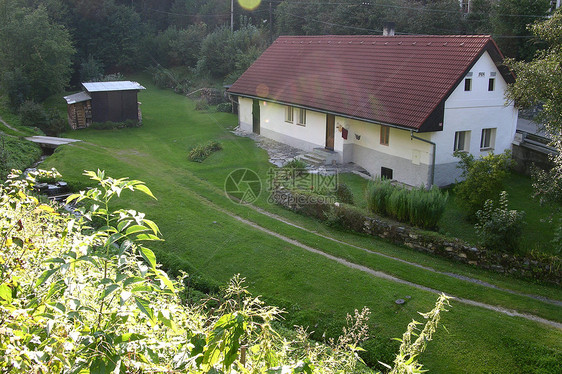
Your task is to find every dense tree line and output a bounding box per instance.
[0,0,554,109]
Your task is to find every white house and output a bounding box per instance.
[228,35,517,187]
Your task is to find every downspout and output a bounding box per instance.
[410,130,436,187]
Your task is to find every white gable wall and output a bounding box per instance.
[430,51,518,186]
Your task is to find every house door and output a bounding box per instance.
[252,99,260,134]
[325,114,335,150]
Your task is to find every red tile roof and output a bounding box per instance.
[228,35,508,131]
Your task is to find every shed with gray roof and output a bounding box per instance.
[63,81,145,129]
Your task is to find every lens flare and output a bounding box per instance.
[238,0,261,11]
[256,83,269,97]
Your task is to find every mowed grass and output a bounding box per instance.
[42,79,562,373]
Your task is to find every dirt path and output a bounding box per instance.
[220,205,562,330]
[249,206,562,307]
[0,115,21,134]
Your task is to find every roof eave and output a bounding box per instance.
[229,92,421,132]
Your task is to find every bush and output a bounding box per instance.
[475,191,525,252]
[324,203,366,232]
[188,140,222,162]
[19,100,48,128]
[454,150,513,217]
[195,99,209,111]
[366,178,394,216]
[216,102,233,113]
[334,182,354,205]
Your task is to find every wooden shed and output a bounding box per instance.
[64,81,145,130]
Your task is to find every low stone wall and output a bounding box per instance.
[272,189,561,285]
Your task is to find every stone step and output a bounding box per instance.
[299,153,326,166]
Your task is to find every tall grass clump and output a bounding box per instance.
[366,178,394,216]
[409,186,448,230]
[367,180,448,230]
[387,187,410,222]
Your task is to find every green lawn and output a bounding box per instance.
[38,79,562,373]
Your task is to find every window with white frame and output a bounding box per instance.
[480,128,496,150]
[285,106,294,123]
[453,130,470,152]
[297,108,306,126]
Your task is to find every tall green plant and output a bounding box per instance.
[366,178,394,216]
[388,187,410,222]
[409,186,448,230]
[475,191,525,252]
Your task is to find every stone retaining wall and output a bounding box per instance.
[272,189,561,285]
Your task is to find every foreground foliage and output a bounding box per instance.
[0,169,449,373]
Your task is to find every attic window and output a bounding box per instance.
[488,78,495,91]
[464,78,472,91]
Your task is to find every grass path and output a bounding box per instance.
[41,81,562,373]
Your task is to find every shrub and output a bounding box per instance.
[366,178,394,216]
[216,102,233,113]
[325,203,366,232]
[195,98,209,111]
[475,191,525,252]
[188,140,222,162]
[335,182,354,205]
[453,150,513,217]
[19,100,48,128]
[409,186,448,230]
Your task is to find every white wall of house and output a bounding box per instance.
[260,101,326,151]
[238,98,327,151]
[335,118,433,186]
[430,51,518,186]
[238,97,253,132]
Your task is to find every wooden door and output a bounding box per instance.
[325,114,335,150]
[252,99,260,134]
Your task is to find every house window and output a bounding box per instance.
[297,108,306,126]
[285,106,293,123]
[380,125,390,146]
[480,128,496,150]
[464,78,472,91]
[488,78,495,91]
[381,167,393,180]
[454,131,470,152]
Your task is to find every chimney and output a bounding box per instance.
[383,22,395,36]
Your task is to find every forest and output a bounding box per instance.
[0,0,554,110]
